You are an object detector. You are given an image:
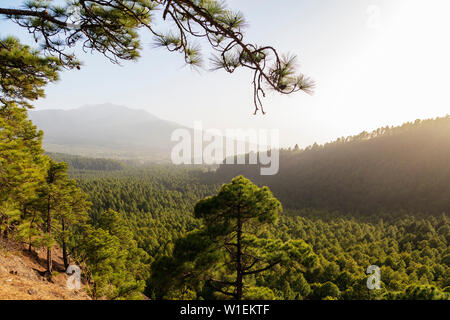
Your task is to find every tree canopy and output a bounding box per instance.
[213,116,450,215]
[150,176,317,300]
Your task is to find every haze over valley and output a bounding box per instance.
[30,104,184,161]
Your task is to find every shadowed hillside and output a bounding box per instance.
[213,116,450,214]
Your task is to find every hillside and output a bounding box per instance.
[47,152,126,171]
[29,104,185,161]
[50,115,450,215]
[0,239,90,300]
[213,116,450,214]
[4,116,447,300]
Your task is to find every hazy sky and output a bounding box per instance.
[1,0,449,147]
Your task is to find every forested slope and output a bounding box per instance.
[61,130,449,300]
[71,167,216,256]
[4,113,448,300]
[213,116,450,214]
[69,165,450,300]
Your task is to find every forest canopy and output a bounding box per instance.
[0,1,449,302]
[1,113,449,300]
[214,116,450,215]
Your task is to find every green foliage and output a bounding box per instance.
[2,105,449,300]
[72,209,148,300]
[310,282,341,300]
[275,209,449,300]
[0,104,146,299]
[395,285,450,300]
[33,159,81,273]
[151,176,317,300]
[48,153,125,171]
[0,103,45,236]
[71,155,449,300]
[243,287,276,300]
[72,166,211,257]
[0,37,61,108]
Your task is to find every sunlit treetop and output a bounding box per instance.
[0,0,314,113]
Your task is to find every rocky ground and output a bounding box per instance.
[0,239,90,300]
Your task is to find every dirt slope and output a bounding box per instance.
[0,239,90,300]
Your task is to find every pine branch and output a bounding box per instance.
[0,8,68,27]
[243,260,281,276]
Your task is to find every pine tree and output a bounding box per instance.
[0,36,61,238]
[0,103,46,238]
[194,176,283,299]
[17,197,44,252]
[36,160,73,275]
[152,176,317,300]
[56,183,91,270]
[72,209,148,300]
[0,37,61,108]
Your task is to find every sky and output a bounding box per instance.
[1,0,449,148]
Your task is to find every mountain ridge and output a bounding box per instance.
[214,116,450,215]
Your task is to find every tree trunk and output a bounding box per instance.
[235,206,243,300]
[93,282,97,300]
[46,194,52,275]
[62,219,69,270]
[29,215,35,252]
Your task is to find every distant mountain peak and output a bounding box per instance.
[69,103,161,122]
[78,103,142,112]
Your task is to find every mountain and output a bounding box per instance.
[213,116,450,215]
[0,239,90,300]
[29,104,184,161]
